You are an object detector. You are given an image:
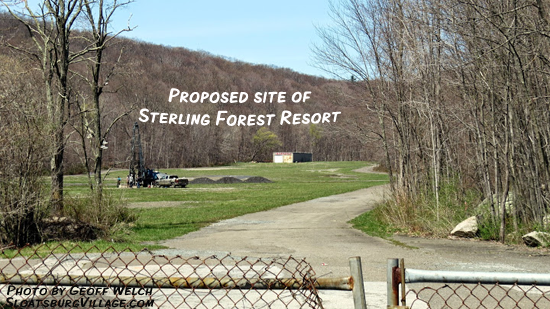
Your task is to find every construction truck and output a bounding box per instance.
[157,175,189,188]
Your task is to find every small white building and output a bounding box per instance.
[273,152,313,163]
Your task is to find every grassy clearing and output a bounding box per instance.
[61,161,388,248]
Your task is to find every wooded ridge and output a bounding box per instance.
[0,12,379,170]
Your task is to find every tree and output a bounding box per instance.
[250,127,282,162]
[314,0,550,242]
[78,0,133,196]
[0,53,48,246]
[312,0,409,191]
[2,0,133,209]
[1,0,88,211]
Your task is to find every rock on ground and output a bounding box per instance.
[523,231,550,247]
[450,216,478,238]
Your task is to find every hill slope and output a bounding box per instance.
[0,12,381,170]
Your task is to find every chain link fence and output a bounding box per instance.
[0,244,324,308]
[406,283,550,308]
[387,258,550,309]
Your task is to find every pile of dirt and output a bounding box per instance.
[189,176,272,184]
[244,176,272,183]
[41,217,100,241]
[216,177,243,184]
[190,177,217,184]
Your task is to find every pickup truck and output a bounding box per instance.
[156,175,189,188]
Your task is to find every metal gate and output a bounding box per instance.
[387,258,550,309]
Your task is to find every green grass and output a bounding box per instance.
[63,161,388,247]
[350,210,396,239]
[0,240,161,259]
[349,210,417,249]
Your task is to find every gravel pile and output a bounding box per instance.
[216,177,243,184]
[244,176,272,183]
[189,176,272,184]
[190,177,217,184]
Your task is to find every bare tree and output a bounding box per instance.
[315,0,550,241]
[78,0,133,195]
[1,0,88,211]
[2,0,134,208]
[0,53,48,246]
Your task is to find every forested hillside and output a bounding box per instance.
[0,12,381,171]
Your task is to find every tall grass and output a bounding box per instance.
[353,176,481,238]
[61,190,136,241]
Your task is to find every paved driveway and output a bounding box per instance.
[156,184,550,308]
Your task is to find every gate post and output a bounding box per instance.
[387,258,399,307]
[349,256,367,309]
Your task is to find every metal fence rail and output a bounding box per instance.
[405,282,550,309]
[387,258,550,309]
[0,244,325,308]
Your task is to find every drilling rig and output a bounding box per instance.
[129,122,155,187]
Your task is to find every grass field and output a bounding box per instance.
[58,161,388,250]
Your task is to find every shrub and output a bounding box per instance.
[0,177,48,247]
[368,176,481,238]
[0,95,49,247]
[59,190,137,240]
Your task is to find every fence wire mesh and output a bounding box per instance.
[406,282,550,309]
[0,244,324,308]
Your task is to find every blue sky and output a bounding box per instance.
[109,0,333,77]
[5,1,334,76]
